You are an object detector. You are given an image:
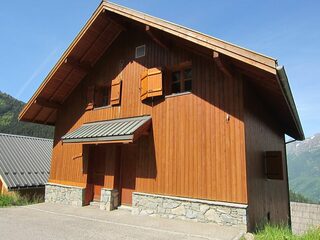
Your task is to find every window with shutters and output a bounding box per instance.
[94,83,111,108]
[265,151,284,180]
[140,67,163,101]
[168,61,192,95]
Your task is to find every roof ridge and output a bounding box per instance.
[0,133,53,142]
[106,1,275,61]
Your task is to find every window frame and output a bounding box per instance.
[93,82,112,109]
[166,61,192,96]
[135,45,146,59]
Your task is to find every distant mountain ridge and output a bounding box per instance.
[287,133,320,203]
[0,91,54,138]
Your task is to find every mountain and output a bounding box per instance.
[287,134,320,203]
[0,91,54,139]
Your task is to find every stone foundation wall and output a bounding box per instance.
[45,183,85,207]
[100,188,119,211]
[132,192,248,230]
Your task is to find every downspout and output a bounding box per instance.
[276,66,305,140]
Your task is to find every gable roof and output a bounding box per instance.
[0,133,52,190]
[18,1,304,140]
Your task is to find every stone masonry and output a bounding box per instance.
[45,183,85,207]
[132,192,248,230]
[100,188,119,211]
[291,202,320,234]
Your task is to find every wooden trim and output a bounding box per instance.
[64,57,92,72]
[213,51,232,78]
[34,97,61,109]
[79,140,132,145]
[103,2,277,73]
[132,119,152,142]
[146,25,168,50]
[48,179,86,188]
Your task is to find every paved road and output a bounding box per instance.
[0,203,244,240]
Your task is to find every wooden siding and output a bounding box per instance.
[49,28,247,204]
[244,81,290,231]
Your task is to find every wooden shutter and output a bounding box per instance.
[86,86,95,110]
[110,78,122,105]
[140,70,149,101]
[265,151,284,180]
[140,67,162,101]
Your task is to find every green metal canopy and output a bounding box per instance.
[61,115,151,143]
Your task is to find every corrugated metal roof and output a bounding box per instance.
[0,133,53,190]
[62,115,151,143]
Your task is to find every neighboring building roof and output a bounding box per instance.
[18,1,304,140]
[0,133,53,190]
[62,115,151,144]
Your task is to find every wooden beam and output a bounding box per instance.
[34,97,61,109]
[146,25,168,50]
[103,11,126,31]
[213,51,233,78]
[64,57,92,73]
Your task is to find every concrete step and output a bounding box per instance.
[89,201,100,208]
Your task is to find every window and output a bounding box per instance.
[135,45,146,59]
[94,83,111,108]
[265,151,284,180]
[169,63,192,95]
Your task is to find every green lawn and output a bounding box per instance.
[252,224,320,240]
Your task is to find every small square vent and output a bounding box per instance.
[135,45,146,58]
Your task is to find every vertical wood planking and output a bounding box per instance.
[49,29,248,204]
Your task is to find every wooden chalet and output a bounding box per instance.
[19,1,304,231]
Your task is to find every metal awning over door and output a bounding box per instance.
[61,115,151,144]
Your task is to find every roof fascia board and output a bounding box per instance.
[62,135,133,143]
[103,1,277,74]
[276,66,304,140]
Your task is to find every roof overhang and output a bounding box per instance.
[19,1,304,140]
[61,115,151,144]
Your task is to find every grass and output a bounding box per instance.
[0,193,43,207]
[251,224,320,240]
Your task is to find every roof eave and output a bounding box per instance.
[276,66,305,140]
[18,1,107,123]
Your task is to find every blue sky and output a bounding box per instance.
[0,1,319,137]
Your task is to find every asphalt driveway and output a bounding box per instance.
[0,203,244,240]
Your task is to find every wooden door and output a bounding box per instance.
[88,145,106,201]
[119,145,137,205]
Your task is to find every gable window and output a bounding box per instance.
[169,62,192,95]
[94,83,111,108]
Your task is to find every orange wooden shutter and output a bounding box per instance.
[86,86,95,110]
[110,78,122,105]
[140,67,162,101]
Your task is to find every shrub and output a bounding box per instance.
[0,193,42,207]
